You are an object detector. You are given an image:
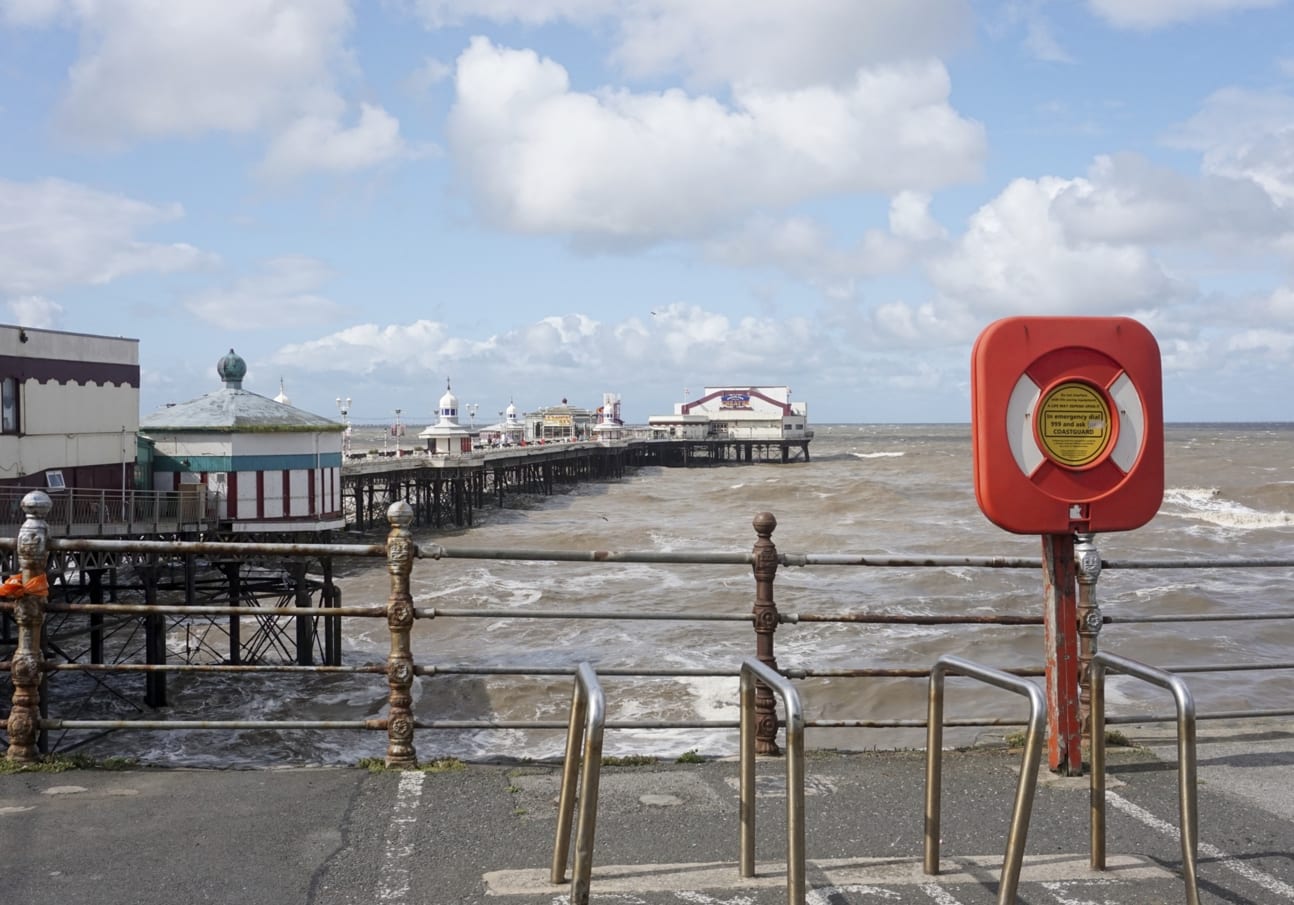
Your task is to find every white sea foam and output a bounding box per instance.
[1162,486,1294,530]
[850,451,905,459]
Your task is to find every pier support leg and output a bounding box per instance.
[89,569,104,664]
[293,561,314,666]
[143,559,167,708]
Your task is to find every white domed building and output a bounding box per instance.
[478,399,525,448]
[418,380,473,455]
[140,350,345,533]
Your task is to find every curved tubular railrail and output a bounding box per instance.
[924,654,1045,905]
[1089,651,1199,905]
[551,662,606,905]
[739,656,805,905]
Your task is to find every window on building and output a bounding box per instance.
[1,376,18,434]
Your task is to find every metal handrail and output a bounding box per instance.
[551,662,605,905]
[739,657,805,905]
[1090,651,1199,905]
[923,654,1045,905]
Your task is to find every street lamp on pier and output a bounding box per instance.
[394,408,403,457]
[335,397,352,458]
[467,403,479,429]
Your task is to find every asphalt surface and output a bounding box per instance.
[2,722,1293,905]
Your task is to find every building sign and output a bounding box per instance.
[546,413,573,427]
[720,393,752,410]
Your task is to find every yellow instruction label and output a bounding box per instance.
[1037,382,1112,468]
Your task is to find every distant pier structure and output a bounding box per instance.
[342,385,812,529]
[645,385,812,465]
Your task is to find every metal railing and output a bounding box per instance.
[923,654,1045,905]
[1090,651,1199,905]
[0,486,215,536]
[739,657,805,905]
[3,493,1294,764]
[551,663,606,905]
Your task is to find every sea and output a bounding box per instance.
[56,423,1294,767]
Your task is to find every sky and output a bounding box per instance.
[2,0,1294,427]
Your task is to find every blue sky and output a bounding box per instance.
[3,0,1294,426]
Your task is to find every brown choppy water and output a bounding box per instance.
[56,423,1294,766]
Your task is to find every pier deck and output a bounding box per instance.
[3,719,1290,905]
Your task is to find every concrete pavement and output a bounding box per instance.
[2,722,1293,904]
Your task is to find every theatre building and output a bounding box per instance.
[648,386,810,440]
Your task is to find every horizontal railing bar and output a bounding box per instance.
[45,538,386,558]
[35,604,385,617]
[419,607,751,622]
[793,613,1042,625]
[5,535,1294,572]
[781,554,1040,568]
[419,666,738,677]
[21,662,1293,679]
[787,667,1045,678]
[41,711,1294,735]
[415,720,740,730]
[1102,558,1294,569]
[42,720,383,730]
[423,545,753,565]
[1136,662,1294,674]
[1108,614,1294,624]
[16,602,1291,628]
[1107,709,1294,724]
[46,663,386,674]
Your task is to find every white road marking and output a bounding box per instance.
[376,770,425,903]
[1108,791,1294,900]
[485,853,1166,897]
[919,882,965,904]
[1040,878,1120,905]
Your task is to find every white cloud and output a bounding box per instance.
[889,192,948,242]
[1225,327,1294,357]
[1087,0,1284,29]
[258,104,413,180]
[0,0,64,26]
[0,178,213,295]
[272,305,822,391]
[1051,153,1291,245]
[929,175,1187,318]
[448,38,984,243]
[608,0,972,90]
[50,0,354,144]
[5,296,64,328]
[412,0,972,90]
[12,0,411,180]
[184,256,345,329]
[1168,88,1294,205]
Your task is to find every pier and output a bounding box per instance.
[340,437,810,530]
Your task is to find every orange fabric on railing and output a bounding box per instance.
[0,573,48,598]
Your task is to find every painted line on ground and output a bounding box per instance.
[1107,791,1294,900]
[484,853,1166,897]
[376,769,426,903]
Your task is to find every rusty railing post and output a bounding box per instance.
[751,511,781,756]
[384,500,417,768]
[5,490,52,762]
[1074,533,1103,752]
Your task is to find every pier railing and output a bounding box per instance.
[0,486,216,537]
[3,490,1294,766]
